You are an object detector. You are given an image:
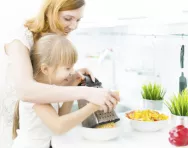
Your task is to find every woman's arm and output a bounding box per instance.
[5,40,86,103]
[58,101,74,116]
[33,103,99,135]
[5,40,120,110]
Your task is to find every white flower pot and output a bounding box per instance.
[142,99,163,110]
[171,114,188,128]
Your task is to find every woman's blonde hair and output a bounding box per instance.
[12,34,78,139]
[25,0,85,41]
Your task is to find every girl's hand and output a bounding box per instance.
[77,68,95,82]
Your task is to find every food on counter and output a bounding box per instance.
[96,122,116,128]
[169,125,188,146]
[126,109,168,121]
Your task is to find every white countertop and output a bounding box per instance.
[51,113,176,148]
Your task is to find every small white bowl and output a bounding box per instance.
[78,122,122,141]
[125,110,169,132]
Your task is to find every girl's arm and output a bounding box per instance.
[5,40,119,110]
[57,72,81,116]
[33,103,99,135]
[58,101,74,116]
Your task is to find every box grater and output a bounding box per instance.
[78,75,120,128]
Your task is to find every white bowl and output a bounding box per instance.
[125,110,169,132]
[78,122,122,141]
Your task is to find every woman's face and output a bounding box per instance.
[59,6,85,35]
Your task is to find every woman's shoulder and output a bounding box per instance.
[16,25,34,49]
[20,25,33,38]
[4,24,34,50]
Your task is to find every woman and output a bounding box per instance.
[4,0,119,112]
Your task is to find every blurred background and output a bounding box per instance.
[0,0,188,147]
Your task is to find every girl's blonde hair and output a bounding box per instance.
[25,0,85,41]
[12,34,78,139]
[12,101,20,139]
[31,34,78,78]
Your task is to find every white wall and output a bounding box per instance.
[69,24,188,107]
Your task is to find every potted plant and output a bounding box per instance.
[165,89,188,127]
[141,83,166,110]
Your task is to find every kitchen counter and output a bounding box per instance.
[51,113,176,148]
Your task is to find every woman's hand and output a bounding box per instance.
[62,68,120,112]
[84,87,120,113]
[88,103,100,112]
[77,68,119,112]
[77,68,95,82]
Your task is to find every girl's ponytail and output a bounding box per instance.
[12,101,20,139]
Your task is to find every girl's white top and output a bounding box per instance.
[12,101,58,148]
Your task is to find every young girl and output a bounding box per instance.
[11,34,100,148]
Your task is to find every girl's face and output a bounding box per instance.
[48,65,75,86]
[59,6,85,35]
